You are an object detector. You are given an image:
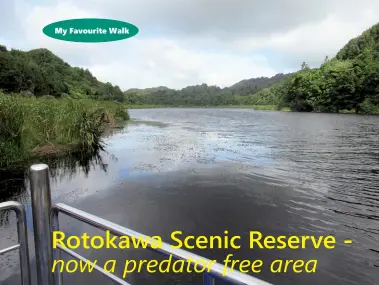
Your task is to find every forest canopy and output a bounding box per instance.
[0,46,125,102]
[123,74,291,107]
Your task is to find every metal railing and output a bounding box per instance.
[1,164,273,285]
[0,201,31,285]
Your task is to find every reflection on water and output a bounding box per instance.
[0,168,27,205]
[0,147,117,223]
[1,109,379,285]
[46,148,116,183]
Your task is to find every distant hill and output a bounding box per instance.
[0,45,124,101]
[125,86,170,95]
[228,73,291,96]
[124,73,291,106]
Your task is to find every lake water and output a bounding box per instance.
[1,108,378,285]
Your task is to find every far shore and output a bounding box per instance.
[126,104,290,111]
[125,105,379,115]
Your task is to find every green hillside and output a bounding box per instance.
[224,22,379,113]
[336,23,379,60]
[0,45,124,101]
[228,73,290,96]
[278,22,379,113]
[124,73,291,106]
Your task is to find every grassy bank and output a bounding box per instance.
[0,92,129,169]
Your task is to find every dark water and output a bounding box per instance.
[1,108,378,285]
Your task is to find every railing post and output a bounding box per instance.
[30,164,54,285]
[15,203,32,285]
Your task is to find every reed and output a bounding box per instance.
[0,92,130,169]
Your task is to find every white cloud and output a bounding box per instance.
[265,8,379,67]
[88,38,275,89]
[227,7,379,68]
[23,2,100,65]
[1,0,379,89]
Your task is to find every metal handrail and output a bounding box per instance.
[51,203,272,285]
[0,201,31,285]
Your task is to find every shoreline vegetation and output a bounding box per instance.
[127,104,290,111]
[0,92,129,169]
[0,45,131,169]
[125,104,367,114]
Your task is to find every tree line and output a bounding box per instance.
[124,74,290,106]
[0,45,125,102]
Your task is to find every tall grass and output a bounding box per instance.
[0,92,129,169]
[0,95,26,166]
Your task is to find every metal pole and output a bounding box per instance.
[15,202,32,285]
[30,164,53,285]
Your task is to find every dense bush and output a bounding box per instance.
[0,45,125,102]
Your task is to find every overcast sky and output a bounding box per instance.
[1,0,378,90]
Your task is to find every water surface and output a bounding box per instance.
[1,108,378,285]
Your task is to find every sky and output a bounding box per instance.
[1,0,379,90]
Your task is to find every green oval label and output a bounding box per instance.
[42,18,139,43]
